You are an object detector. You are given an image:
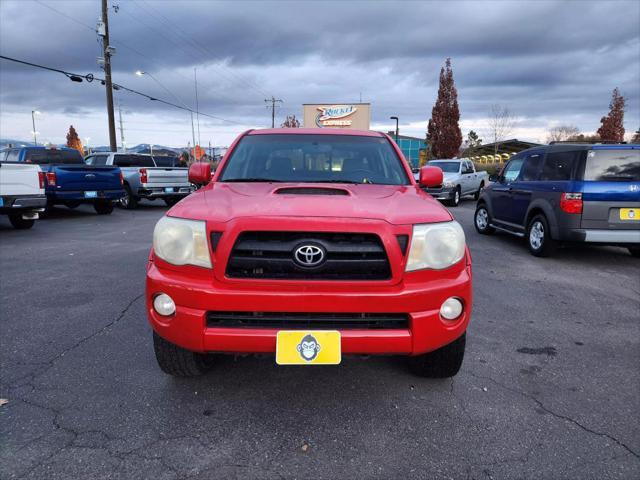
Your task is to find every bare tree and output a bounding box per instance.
[486,104,516,155]
[547,125,581,143]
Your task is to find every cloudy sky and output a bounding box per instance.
[1,0,639,148]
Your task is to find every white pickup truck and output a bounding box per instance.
[0,161,47,229]
[84,153,194,209]
[416,158,489,207]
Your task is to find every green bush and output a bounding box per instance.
[474,162,502,176]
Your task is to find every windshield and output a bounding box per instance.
[584,149,640,181]
[219,134,410,185]
[25,149,83,165]
[428,161,460,173]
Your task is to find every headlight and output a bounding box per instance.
[153,216,211,268]
[406,221,466,271]
[443,181,456,188]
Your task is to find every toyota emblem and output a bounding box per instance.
[293,244,326,267]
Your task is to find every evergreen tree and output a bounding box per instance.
[427,58,462,158]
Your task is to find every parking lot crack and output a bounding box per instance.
[469,371,639,460]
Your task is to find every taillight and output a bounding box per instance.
[45,172,56,187]
[560,192,583,214]
[38,171,45,189]
[139,168,148,183]
[119,171,124,185]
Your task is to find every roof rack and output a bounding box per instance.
[549,140,627,145]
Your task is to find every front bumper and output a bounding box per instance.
[424,186,456,200]
[146,257,472,357]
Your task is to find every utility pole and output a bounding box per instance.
[118,101,126,152]
[100,0,117,152]
[264,96,283,128]
[194,67,201,146]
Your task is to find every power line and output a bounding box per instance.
[264,97,283,128]
[0,55,245,126]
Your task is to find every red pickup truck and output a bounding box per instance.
[146,129,472,377]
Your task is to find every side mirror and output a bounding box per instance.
[489,173,500,182]
[188,162,212,185]
[419,166,443,188]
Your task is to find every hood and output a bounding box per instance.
[442,172,459,182]
[170,182,452,225]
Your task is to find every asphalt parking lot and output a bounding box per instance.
[1,198,639,480]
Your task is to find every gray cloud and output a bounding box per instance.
[1,0,638,146]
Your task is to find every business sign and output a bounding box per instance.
[303,103,371,130]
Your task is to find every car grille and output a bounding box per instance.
[225,231,391,280]
[206,311,409,330]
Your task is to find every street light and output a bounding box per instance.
[85,137,91,154]
[390,116,399,143]
[134,70,196,158]
[31,110,41,146]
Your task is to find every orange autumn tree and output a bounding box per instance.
[66,125,84,154]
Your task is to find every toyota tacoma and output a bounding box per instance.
[147,129,472,377]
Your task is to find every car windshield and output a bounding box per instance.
[584,149,640,181]
[219,134,410,185]
[428,161,460,173]
[25,149,83,164]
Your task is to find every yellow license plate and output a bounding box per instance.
[620,208,639,220]
[276,330,341,365]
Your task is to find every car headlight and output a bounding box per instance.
[153,216,211,268]
[406,221,466,271]
[443,181,456,188]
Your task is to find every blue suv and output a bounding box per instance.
[474,144,640,257]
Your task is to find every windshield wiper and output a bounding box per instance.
[222,178,283,182]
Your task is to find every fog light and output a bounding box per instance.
[153,293,175,316]
[440,297,463,320]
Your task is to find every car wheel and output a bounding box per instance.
[447,187,461,207]
[628,247,640,258]
[474,204,495,234]
[153,332,214,377]
[408,333,466,378]
[119,185,138,209]
[473,182,484,200]
[94,200,114,215]
[8,213,35,229]
[527,214,556,257]
[163,197,180,207]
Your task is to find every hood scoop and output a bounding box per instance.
[274,187,350,196]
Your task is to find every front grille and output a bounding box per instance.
[206,311,409,330]
[226,231,391,280]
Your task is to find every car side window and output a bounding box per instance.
[85,155,95,165]
[502,158,524,182]
[463,161,473,174]
[519,153,544,181]
[540,151,579,181]
[92,155,107,165]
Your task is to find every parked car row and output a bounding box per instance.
[0,146,195,229]
[473,143,640,257]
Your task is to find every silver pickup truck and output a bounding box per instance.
[84,153,193,208]
[416,158,489,207]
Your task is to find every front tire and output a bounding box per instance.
[153,332,214,377]
[474,204,495,234]
[527,214,556,257]
[447,187,461,207]
[94,200,114,215]
[8,213,35,229]
[408,333,466,378]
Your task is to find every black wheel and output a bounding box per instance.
[527,214,556,257]
[473,181,485,200]
[628,247,640,258]
[163,197,180,207]
[119,184,138,209]
[474,204,495,234]
[8,213,35,229]
[447,187,461,207]
[94,200,114,215]
[408,333,466,378]
[153,332,214,377]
